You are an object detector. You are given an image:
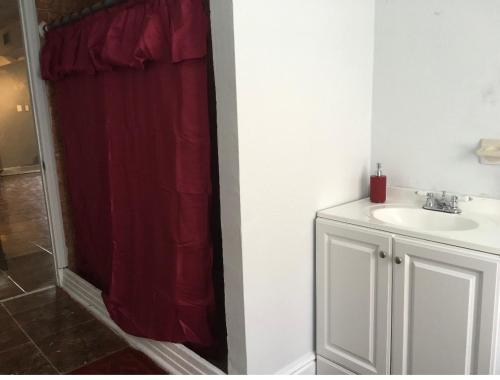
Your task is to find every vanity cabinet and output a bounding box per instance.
[316,219,500,375]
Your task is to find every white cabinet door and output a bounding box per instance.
[392,236,500,375]
[316,219,392,375]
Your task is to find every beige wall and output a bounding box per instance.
[0,60,39,170]
[0,20,25,62]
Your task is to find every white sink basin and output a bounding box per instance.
[371,207,479,231]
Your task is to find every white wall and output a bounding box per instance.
[211,0,375,374]
[372,0,500,199]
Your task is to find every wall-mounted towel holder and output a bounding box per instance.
[476,139,500,165]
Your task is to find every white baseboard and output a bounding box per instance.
[61,269,226,375]
[276,353,317,375]
[317,356,355,375]
[292,360,317,375]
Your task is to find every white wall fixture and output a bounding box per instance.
[476,139,500,165]
[38,21,46,38]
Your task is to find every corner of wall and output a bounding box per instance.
[368,0,378,177]
[209,0,247,374]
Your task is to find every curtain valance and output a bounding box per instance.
[41,0,208,81]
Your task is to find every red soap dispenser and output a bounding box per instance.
[370,163,387,203]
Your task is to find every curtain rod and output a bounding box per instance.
[45,0,124,32]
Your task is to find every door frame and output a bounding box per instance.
[17,0,68,284]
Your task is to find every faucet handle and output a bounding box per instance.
[425,192,435,207]
[449,195,462,213]
[441,191,447,200]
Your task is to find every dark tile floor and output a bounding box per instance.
[0,287,167,374]
[70,348,166,375]
[0,173,56,301]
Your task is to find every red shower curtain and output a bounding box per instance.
[41,0,215,345]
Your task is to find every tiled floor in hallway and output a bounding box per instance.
[0,173,56,300]
[0,287,166,375]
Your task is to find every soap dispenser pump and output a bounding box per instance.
[370,163,387,203]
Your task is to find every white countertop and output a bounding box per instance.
[317,187,500,256]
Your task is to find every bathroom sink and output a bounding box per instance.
[371,207,479,231]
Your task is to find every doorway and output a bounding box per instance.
[0,0,55,300]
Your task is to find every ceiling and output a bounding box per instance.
[0,1,19,28]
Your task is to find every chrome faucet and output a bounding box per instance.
[423,191,462,214]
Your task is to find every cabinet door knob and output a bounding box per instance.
[395,257,402,264]
[379,251,386,259]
